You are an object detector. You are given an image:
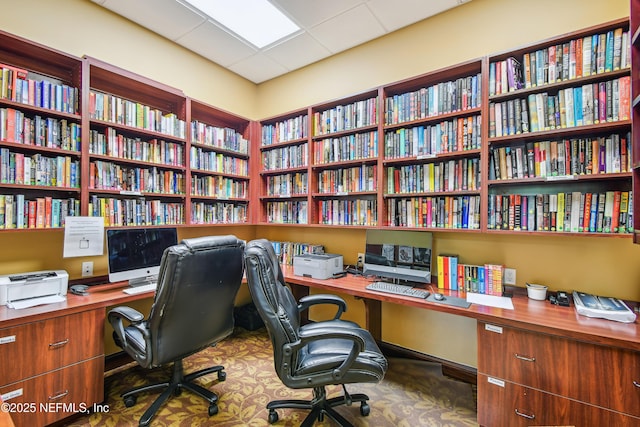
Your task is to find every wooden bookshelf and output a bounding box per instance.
[632,0,640,243]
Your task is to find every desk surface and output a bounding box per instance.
[1,270,638,352]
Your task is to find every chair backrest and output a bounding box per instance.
[243,239,302,377]
[147,235,245,366]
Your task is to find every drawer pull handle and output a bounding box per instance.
[514,353,536,362]
[515,409,535,420]
[48,390,69,401]
[633,381,640,388]
[48,339,69,349]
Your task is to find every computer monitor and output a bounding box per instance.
[106,227,178,286]
[362,229,432,284]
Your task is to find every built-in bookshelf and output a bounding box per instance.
[632,0,640,243]
[381,60,483,231]
[258,109,310,224]
[486,18,632,236]
[84,56,188,227]
[189,99,250,225]
[0,30,83,230]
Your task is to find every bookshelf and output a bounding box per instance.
[83,56,188,227]
[381,59,483,231]
[632,0,640,243]
[188,98,251,225]
[0,30,83,230]
[485,18,632,236]
[258,109,310,225]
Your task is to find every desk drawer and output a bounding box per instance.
[0,310,104,386]
[477,373,639,427]
[0,356,104,427]
[478,322,640,417]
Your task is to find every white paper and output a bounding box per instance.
[63,216,105,258]
[466,293,514,310]
[8,295,66,309]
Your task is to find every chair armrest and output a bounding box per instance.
[298,294,346,320]
[108,306,144,348]
[291,326,366,380]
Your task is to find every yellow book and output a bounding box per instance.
[557,192,565,232]
[437,255,445,290]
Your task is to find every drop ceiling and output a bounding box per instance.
[90,0,471,84]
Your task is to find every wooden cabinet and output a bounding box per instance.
[0,310,104,427]
[477,321,640,426]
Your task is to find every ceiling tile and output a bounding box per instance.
[263,32,331,72]
[99,0,207,41]
[309,4,386,53]
[228,53,288,84]
[367,0,461,32]
[175,20,257,67]
[270,0,364,29]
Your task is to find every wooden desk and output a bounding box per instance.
[281,266,640,427]
[0,282,152,427]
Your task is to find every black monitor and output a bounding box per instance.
[362,229,432,283]
[106,227,178,286]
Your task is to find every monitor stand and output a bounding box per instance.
[129,275,158,287]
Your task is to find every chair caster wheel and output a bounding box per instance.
[218,370,226,381]
[360,402,370,416]
[208,404,218,416]
[123,395,137,408]
[173,386,182,396]
[268,409,279,423]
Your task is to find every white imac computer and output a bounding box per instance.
[362,229,432,284]
[106,227,178,286]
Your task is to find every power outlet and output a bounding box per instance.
[82,261,93,277]
[357,252,365,267]
[504,268,516,285]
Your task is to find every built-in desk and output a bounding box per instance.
[281,266,640,426]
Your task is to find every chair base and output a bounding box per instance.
[266,386,370,427]
[121,359,225,426]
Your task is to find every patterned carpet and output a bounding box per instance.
[64,328,478,426]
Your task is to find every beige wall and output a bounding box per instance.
[0,0,636,368]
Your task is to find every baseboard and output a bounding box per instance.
[379,341,477,385]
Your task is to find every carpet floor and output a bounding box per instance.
[64,327,478,426]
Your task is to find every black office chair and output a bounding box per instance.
[243,239,388,427]
[108,235,245,426]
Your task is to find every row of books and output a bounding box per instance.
[189,148,249,176]
[317,165,377,194]
[89,160,185,194]
[89,128,185,167]
[489,77,630,139]
[386,195,481,230]
[489,26,630,95]
[437,255,505,296]
[89,90,186,139]
[270,240,324,266]
[384,74,482,125]
[312,97,378,136]
[0,194,79,229]
[262,142,308,171]
[489,133,630,181]
[261,114,308,145]
[265,172,308,197]
[1,108,82,151]
[0,64,79,114]
[190,201,248,225]
[487,191,633,234]
[386,157,481,194]
[318,198,377,226]
[89,196,184,226]
[265,200,308,224]
[190,175,248,199]
[0,149,79,188]
[190,121,248,155]
[313,131,378,164]
[384,115,482,159]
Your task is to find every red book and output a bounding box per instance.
[611,191,621,232]
[27,200,36,229]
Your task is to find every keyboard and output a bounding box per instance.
[123,283,157,295]
[366,281,430,299]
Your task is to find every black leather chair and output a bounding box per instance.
[108,235,245,426]
[243,239,388,427]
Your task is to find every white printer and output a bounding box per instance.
[293,254,344,280]
[0,270,69,308]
